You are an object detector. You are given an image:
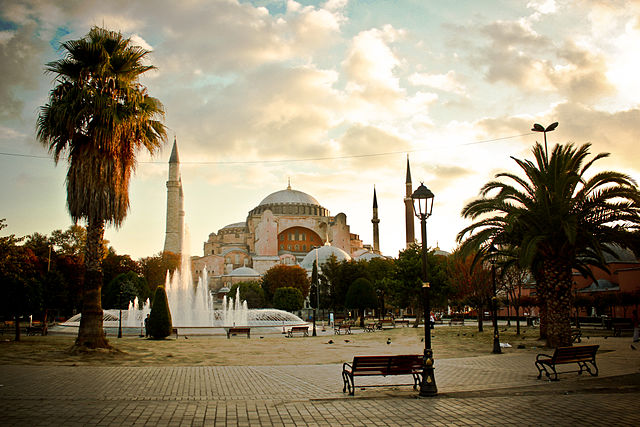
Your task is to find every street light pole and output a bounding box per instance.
[412,182,437,397]
[312,251,319,337]
[118,286,123,339]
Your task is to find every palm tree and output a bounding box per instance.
[37,27,167,349]
[457,142,640,347]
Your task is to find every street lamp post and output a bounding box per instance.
[531,122,558,160]
[117,286,123,339]
[411,182,437,397]
[312,250,319,337]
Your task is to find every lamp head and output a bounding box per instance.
[411,182,435,218]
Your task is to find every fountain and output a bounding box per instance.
[54,231,307,335]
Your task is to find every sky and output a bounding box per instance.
[1,0,640,260]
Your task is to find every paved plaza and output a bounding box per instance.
[1,336,639,426]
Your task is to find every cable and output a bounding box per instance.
[0,132,534,165]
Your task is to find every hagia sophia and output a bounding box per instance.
[161,139,417,293]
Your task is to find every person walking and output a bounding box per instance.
[144,314,150,338]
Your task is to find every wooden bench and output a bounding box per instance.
[612,319,634,337]
[226,327,251,339]
[395,319,410,327]
[172,328,179,339]
[26,326,45,336]
[335,324,352,334]
[334,324,352,335]
[286,325,309,337]
[535,345,599,381]
[376,319,395,329]
[364,323,377,332]
[448,317,465,326]
[342,355,424,395]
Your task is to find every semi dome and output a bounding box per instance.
[227,266,260,277]
[258,188,321,207]
[300,244,351,270]
[222,222,247,230]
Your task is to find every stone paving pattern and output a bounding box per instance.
[1,336,639,426]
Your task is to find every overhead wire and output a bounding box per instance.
[0,132,534,165]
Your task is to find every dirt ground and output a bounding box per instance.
[0,324,556,366]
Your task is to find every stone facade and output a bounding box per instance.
[195,183,366,291]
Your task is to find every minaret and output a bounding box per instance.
[404,155,415,248]
[371,186,380,254]
[163,137,185,254]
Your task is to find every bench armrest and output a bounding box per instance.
[536,353,553,361]
[342,362,353,372]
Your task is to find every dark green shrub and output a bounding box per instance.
[273,287,303,312]
[148,286,172,339]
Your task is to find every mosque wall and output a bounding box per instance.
[329,213,350,254]
[254,210,278,256]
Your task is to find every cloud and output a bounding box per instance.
[343,25,406,105]
[527,0,557,15]
[408,70,467,95]
[338,124,410,168]
[0,23,47,119]
[161,63,342,162]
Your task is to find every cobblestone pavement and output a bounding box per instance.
[1,336,639,426]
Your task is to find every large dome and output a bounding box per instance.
[249,185,329,217]
[258,188,321,207]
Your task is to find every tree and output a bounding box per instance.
[319,257,368,312]
[458,142,640,347]
[364,257,396,318]
[228,281,265,308]
[102,247,139,290]
[102,271,150,309]
[37,27,167,349]
[148,286,172,339]
[309,260,319,309]
[447,251,492,332]
[139,252,180,293]
[261,264,310,305]
[0,220,42,341]
[345,278,377,327]
[50,225,86,259]
[391,244,449,326]
[500,264,529,335]
[273,287,304,312]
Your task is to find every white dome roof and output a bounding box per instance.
[355,252,384,261]
[228,266,260,277]
[300,244,351,270]
[258,187,321,207]
[221,222,246,230]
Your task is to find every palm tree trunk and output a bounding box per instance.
[533,269,548,340]
[539,303,548,339]
[75,216,110,349]
[477,307,484,332]
[541,259,573,347]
